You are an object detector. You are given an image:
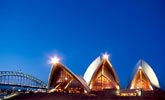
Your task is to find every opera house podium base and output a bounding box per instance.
[7,90,165,100]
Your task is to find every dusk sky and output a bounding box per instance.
[0,0,164,89]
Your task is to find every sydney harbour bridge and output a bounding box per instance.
[0,71,47,89]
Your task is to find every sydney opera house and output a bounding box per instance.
[47,54,161,96]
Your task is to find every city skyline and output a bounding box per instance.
[0,0,164,90]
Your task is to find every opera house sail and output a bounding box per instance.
[128,60,160,91]
[84,54,120,91]
[47,55,161,95]
[48,62,90,93]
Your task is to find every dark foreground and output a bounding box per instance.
[6,91,165,100]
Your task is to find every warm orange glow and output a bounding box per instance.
[89,55,120,91]
[48,62,90,93]
[49,88,56,93]
[116,85,120,89]
[130,67,153,91]
[65,77,68,80]
[84,90,87,93]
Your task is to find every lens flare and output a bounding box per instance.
[49,56,60,64]
[102,53,109,59]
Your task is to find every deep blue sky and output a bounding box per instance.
[0,0,164,89]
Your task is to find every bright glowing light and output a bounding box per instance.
[49,56,60,64]
[116,85,120,89]
[102,53,109,59]
[48,88,56,93]
[138,66,142,69]
[65,77,68,80]
[84,90,87,93]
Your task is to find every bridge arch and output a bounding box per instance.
[0,71,47,89]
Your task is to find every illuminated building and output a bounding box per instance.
[128,60,160,91]
[47,55,160,95]
[48,58,90,93]
[84,54,120,91]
